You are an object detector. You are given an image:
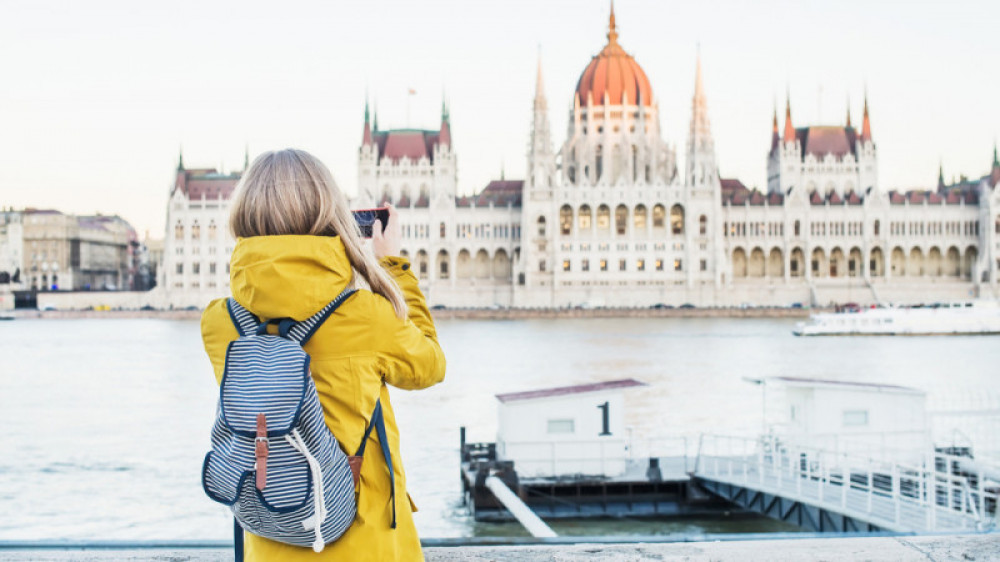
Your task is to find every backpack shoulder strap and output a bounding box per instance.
[286,287,357,346]
[226,298,260,337]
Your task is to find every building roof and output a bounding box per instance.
[795,126,859,161]
[574,6,653,107]
[374,129,445,164]
[768,376,924,395]
[177,169,241,201]
[721,178,750,203]
[496,378,647,403]
[456,180,524,208]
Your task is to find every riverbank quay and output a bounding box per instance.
[1,533,997,561]
[14,305,812,321]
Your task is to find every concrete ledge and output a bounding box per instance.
[1,534,997,561]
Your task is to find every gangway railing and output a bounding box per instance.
[693,434,998,533]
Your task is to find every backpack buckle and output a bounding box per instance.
[255,414,269,490]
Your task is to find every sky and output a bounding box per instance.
[1,0,998,237]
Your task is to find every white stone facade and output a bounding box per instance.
[0,211,24,289]
[158,8,1000,309]
[159,159,239,308]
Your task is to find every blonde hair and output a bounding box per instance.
[229,149,407,318]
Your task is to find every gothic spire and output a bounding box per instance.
[938,160,945,190]
[846,97,852,128]
[771,102,780,150]
[177,146,184,171]
[689,51,711,140]
[860,94,872,142]
[783,91,796,143]
[534,49,547,112]
[362,98,373,146]
[608,1,619,46]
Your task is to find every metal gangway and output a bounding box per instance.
[693,434,999,533]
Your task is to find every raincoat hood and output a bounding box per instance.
[229,235,353,321]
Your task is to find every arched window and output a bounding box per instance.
[191,221,201,240]
[699,215,707,235]
[615,205,628,236]
[578,205,592,230]
[174,221,184,240]
[437,250,450,279]
[652,205,666,228]
[794,220,801,237]
[439,222,446,239]
[559,205,573,236]
[208,220,217,240]
[670,205,685,235]
[634,205,647,231]
[537,216,546,236]
[874,220,881,236]
[597,205,610,231]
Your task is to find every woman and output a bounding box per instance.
[201,148,446,561]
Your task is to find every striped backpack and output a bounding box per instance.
[202,288,396,555]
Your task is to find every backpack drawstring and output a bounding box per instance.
[286,429,327,552]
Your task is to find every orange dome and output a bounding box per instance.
[575,7,653,107]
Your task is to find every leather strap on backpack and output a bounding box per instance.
[255,414,268,490]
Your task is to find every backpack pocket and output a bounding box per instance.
[255,462,313,512]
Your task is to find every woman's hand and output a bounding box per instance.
[373,203,402,259]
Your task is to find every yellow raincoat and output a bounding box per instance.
[201,235,446,561]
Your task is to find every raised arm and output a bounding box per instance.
[376,257,446,390]
[371,203,446,390]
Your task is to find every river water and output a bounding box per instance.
[2,316,998,541]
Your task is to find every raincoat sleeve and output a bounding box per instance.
[376,256,446,391]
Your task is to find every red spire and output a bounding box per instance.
[782,95,796,143]
[860,95,872,142]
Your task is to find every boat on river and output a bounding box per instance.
[793,300,1000,336]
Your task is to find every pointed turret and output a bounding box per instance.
[527,51,554,190]
[687,52,717,187]
[938,161,945,191]
[771,103,779,150]
[177,147,184,171]
[846,98,852,128]
[991,141,1000,186]
[362,100,373,146]
[783,93,796,143]
[438,98,451,147]
[608,1,619,46]
[860,95,872,142]
[689,51,711,140]
[534,51,547,112]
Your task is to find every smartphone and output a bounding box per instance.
[352,208,390,238]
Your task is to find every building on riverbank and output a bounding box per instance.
[157,5,1000,309]
[0,210,24,290]
[0,209,139,293]
[158,152,242,307]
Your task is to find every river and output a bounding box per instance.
[2,316,998,540]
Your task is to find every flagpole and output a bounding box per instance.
[407,88,416,127]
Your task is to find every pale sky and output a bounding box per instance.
[1,0,998,237]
